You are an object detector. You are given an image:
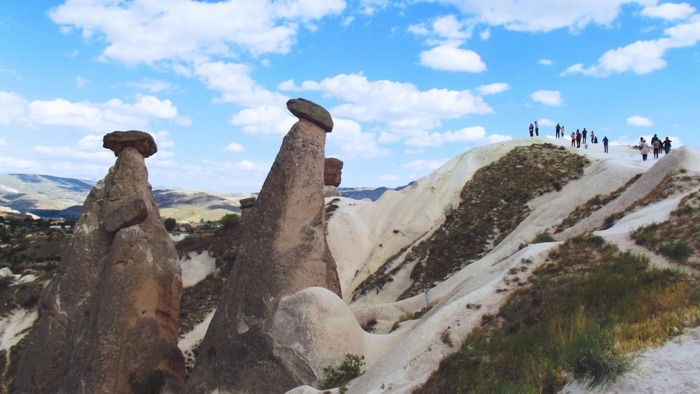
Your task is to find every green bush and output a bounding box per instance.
[220,213,241,228]
[321,354,365,390]
[163,218,177,231]
[533,231,556,243]
[659,240,691,262]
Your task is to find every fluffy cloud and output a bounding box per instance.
[477,82,509,95]
[419,45,487,72]
[327,118,390,159]
[531,90,563,106]
[282,73,492,140]
[565,14,700,76]
[0,138,6,147]
[224,143,245,153]
[627,115,653,127]
[195,61,288,107]
[0,91,189,132]
[431,0,645,32]
[229,105,296,136]
[642,3,696,21]
[49,0,346,65]
[405,126,486,147]
[538,58,553,66]
[127,78,179,94]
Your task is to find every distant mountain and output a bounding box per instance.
[338,182,413,201]
[0,173,254,222]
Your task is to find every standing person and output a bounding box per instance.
[576,129,582,148]
[571,132,576,147]
[534,121,539,136]
[529,123,534,137]
[591,131,596,143]
[556,123,561,138]
[652,138,661,159]
[602,136,609,153]
[582,128,588,144]
[639,138,650,161]
[651,134,659,146]
[663,137,672,154]
[561,125,565,139]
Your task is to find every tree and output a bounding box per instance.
[163,218,177,231]
[220,213,241,228]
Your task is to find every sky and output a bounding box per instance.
[0,0,698,193]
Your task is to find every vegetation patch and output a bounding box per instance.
[631,191,700,269]
[397,144,589,299]
[555,174,642,233]
[602,170,700,230]
[321,354,365,392]
[420,234,700,393]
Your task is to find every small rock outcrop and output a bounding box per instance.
[186,99,341,393]
[324,157,343,187]
[14,131,184,393]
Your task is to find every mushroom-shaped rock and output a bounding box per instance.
[239,197,256,210]
[324,157,343,187]
[103,130,158,158]
[287,98,334,133]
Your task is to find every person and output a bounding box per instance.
[639,138,650,161]
[571,131,576,147]
[529,123,534,137]
[651,134,659,146]
[602,136,609,153]
[576,129,582,148]
[663,137,672,154]
[556,123,561,138]
[561,125,565,139]
[534,120,539,136]
[582,128,587,144]
[590,131,596,143]
[652,138,661,159]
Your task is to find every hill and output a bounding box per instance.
[1,137,698,392]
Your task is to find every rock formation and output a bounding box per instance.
[14,131,184,393]
[324,157,343,197]
[239,196,256,219]
[186,99,341,393]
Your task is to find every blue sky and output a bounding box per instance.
[0,0,698,192]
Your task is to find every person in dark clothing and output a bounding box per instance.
[534,120,539,136]
[602,136,609,153]
[652,138,661,159]
[556,123,561,138]
[576,130,582,148]
[663,137,672,154]
[651,134,659,146]
[529,123,534,137]
[582,128,587,144]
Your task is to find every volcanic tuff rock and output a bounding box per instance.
[14,131,184,393]
[324,157,343,187]
[287,97,334,133]
[186,99,341,393]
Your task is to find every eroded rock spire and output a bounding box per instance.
[14,130,184,393]
[186,98,341,393]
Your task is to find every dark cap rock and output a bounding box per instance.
[286,98,333,133]
[103,130,158,158]
[240,197,256,210]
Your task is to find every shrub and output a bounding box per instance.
[532,231,555,243]
[220,213,241,228]
[659,240,691,262]
[163,218,177,231]
[321,354,365,390]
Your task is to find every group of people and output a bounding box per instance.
[528,122,673,160]
[638,134,672,161]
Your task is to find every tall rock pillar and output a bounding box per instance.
[14,131,184,393]
[186,98,341,393]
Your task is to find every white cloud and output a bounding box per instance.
[531,90,563,106]
[195,61,288,107]
[33,145,113,161]
[401,158,449,171]
[151,130,176,148]
[229,105,296,136]
[289,73,492,141]
[405,148,424,155]
[538,58,554,66]
[627,115,653,127]
[432,0,645,32]
[431,15,473,42]
[360,0,391,15]
[0,157,41,171]
[0,138,6,147]
[479,28,491,40]
[537,118,556,127]
[477,82,509,95]
[642,3,696,21]
[49,0,345,65]
[0,91,189,132]
[406,126,486,147]
[564,14,700,76]
[327,118,390,159]
[419,45,486,72]
[224,143,245,153]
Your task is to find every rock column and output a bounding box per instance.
[186,99,341,393]
[14,131,184,393]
